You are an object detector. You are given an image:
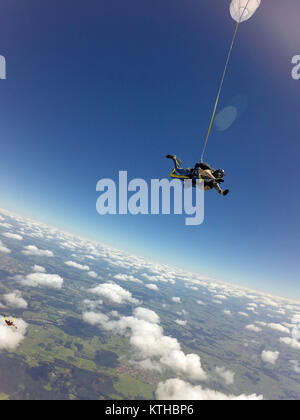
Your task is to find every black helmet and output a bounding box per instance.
[213,169,225,179]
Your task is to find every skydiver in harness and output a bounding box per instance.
[4,316,17,329]
[166,155,229,196]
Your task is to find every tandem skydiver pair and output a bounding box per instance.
[166,155,229,197]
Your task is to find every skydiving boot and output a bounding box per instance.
[166,155,183,167]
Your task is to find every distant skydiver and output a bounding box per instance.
[166,155,229,196]
[4,316,17,329]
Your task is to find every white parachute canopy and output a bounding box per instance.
[230,0,261,23]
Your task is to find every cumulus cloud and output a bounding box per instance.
[65,261,90,271]
[0,318,28,350]
[238,312,249,317]
[87,271,98,279]
[134,307,160,324]
[246,325,262,333]
[160,351,207,382]
[17,272,63,289]
[267,323,290,335]
[212,300,223,305]
[214,295,227,300]
[33,265,46,273]
[3,291,28,309]
[0,222,13,229]
[155,379,263,400]
[223,310,231,316]
[83,311,108,326]
[82,299,103,311]
[114,274,143,284]
[0,240,11,254]
[89,283,139,305]
[290,360,300,374]
[292,313,300,325]
[172,297,181,303]
[83,307,207,382]
[2,232,23,241]
[215,367,235,385]
[22,245,53,257]
[261,350,280,365]
[145,284,159,291]
[279,337,300,350]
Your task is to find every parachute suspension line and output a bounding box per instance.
[200,0,251,163]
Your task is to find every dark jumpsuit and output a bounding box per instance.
[169,157,224,194]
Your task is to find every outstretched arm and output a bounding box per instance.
[198,168,217,181]
[212,182,229,196]
[213,182,224,195]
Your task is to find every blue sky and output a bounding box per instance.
[0,0,299,299]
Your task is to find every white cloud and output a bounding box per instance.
[83,307,207,382]
[279,337,300,350]
[238,312,249,317]
[2,232,23,241]
[134,307,160,324]
[214,295,227,300]
[261,350,280,365]
[175,319,187,326]
[160,351,207,381]
[290,360,300,374]
[33,265,46,273]
[60,241,78,250]
[82,299,103,311]
[22,245,53,257]
[89,283,139,305]
[65,261,89,271]
[145,284,159,291]
[0,318,28,350]
[267,323,290,335]
[172,297,181,303]
[292,314,300,324]
[246,325,262,333]
[114,274,143,284]
[0,240,11,254]
[88,271,98,279]
[223,310,231,316]
[83,311,108,326]
[155,379,263,400]
[17,272,63,289]
[196,300,206,305]
[0,222,13,229]
[215,367,235,385]
[3,291,28,309]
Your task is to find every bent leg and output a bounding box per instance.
[169,156,183,171]
[169,158,191,177]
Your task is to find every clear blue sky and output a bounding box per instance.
[0,0,299,299]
